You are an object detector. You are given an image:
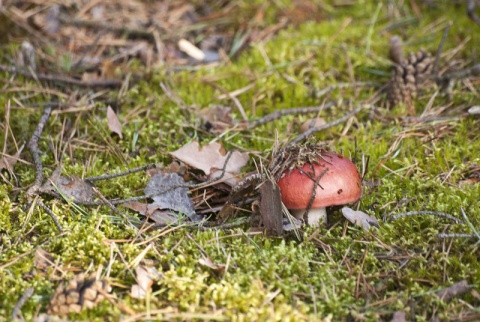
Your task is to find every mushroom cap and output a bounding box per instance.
[277,151,362,210]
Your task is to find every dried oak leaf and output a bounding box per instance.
[131,266,161,299]
[341,207,379,230]
[122,201,179,225]
[34,248,55,274]
[106,106,123,139]
[170,141,249,186]
[48,273,109,316]
[144,173,200,221]
[40,168,96,203]
[198,257,226,273]
[197,105,233,133]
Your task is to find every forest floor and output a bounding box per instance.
[0,1,479,321]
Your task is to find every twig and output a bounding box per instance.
[56,152,235,206]
[37,200,63,232]
[58,14,154,40]
[92,187,137,228]
[435,280,471,302]
[436,64,480,83]
[467,0,480,26]
[433,22,451,77]
[390,211,462,223]
[246,102,335,130]
[0,64,124,88]
[85,164,157,182]
[288,105,366,145]
[437,233,474,239]
[26,106,52,198]
[149,216,253,231]
[11,287,34,322]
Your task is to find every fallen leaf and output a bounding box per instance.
[131,266,161,299]
[259,179,283,236]
[170,141,249,186]
[198,257,226,273]
[197,105,233,133]
[392,311,406,322]
[300,117,326,133]
[123,201,180,225]
[107,106,123,139]
[40,168,96,203]
[34,248,55,274]
[341,207,380,230]
[145,173,200,221]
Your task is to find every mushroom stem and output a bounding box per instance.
[289,208,327,226]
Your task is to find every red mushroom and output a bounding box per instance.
[276,151,362,226]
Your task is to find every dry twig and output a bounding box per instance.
[436,280,471,302]
[288,105,366,145]
[11,287,34,322]
[246,102,335,130]
[26,106,52,198]
[0,65,124,88]
[390,211,462,223]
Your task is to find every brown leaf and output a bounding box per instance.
[122,201,178,225]
[40,168,96,203]
[145,173,199,221]
[34,248,55,273]
[131,266,161,299]
[299,117,326,133]
[107,106,123,139]
[198,257,226,273]
[197,105,233,133]
[259,179,283,236]
[170,141,249,186]
[392,311,407,322]
[341,207,380,230]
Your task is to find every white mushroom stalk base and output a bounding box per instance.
[289,208,327,226]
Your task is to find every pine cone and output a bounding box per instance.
[47,273,109,315]
[387,49,434,111]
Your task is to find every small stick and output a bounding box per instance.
[26,106,52,198]
[433,22,451,77]
[436,63,480,83]
[37,200,64,232]
[247,102,335,130]
[390,211,462,223]
[437,233,474,239]
[467,0,480,26]
[85,163,157,182]
[435,280,471,302]
[0,64,123,88]
[92,187,137,228]
[288,105,365,145]
[11,287,34,322]
[64,152,234,206]
[149,217,253,231]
